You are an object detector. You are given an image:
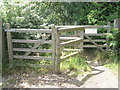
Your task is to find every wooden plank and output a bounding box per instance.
[5,29,52,33]
[61,49,83,52]
[24,34,51,56]
[60,37,81,40]
[85,33,106,36]
[60,38,83,47]
[51,25,56,73]
[61,51,81,61]
[56,25,111,28]
[61,35,76,37]
[13,55,53,60]
[6,23,13,67]
[13,48,52,53]
[83,45,107,48]
[84,39,106,42]
[12,39,52,44]
[106,22,111,51]
[17,64,52,68]
[58,27,84,33]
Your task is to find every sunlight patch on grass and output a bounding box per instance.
[104,62,118,73]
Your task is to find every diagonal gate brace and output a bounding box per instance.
[84,35,104,52]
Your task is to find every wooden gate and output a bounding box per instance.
[5,23,111,73]
[83,23,111,51]
[5,23,56,72]
[56,23,111,52]
[5,24,84,73]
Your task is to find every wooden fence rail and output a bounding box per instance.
[4,23,111,73]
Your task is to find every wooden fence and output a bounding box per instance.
[57,23,111,52]
[4,23,111,74]
[4,24,84,73]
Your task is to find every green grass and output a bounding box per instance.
[104,62,118,73]
[60,55,91,76]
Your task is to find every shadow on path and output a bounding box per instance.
[65,65,105,87]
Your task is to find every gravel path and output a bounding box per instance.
[2,62,118,88]
[80,64,118,88]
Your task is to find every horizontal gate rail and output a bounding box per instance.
[61,49,82,52]
[56,25,111,28]
[17,64,52,68]
[58,27,84,33]
[83,45,107,48]
[85,33,106,36]
[13,48,52,53]
[60,51,83,61]
[60,37,81,40]
[13,55,53,60]
[60,38,83,47]
[5,29,52,33]
[12,39,52,44]
[84,39,106,42]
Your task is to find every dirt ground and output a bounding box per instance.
[2,61,118,88]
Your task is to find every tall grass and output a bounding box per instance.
[60,55,91,76]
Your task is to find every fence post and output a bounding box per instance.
[51,25,56,73]
[0,18,2,76]
[114,18,120,29]
[106,22,111,51]
[76,29,84,50]
[114,18,120,61]
[55,26,61,74]
[6,23,13,67]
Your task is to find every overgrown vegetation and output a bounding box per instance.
[60,55,91,76]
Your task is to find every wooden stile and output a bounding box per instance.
[6,23,13,67]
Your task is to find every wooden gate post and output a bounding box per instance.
[55,26,61,74]
[51,25,56,73]
[75,29,84,50]
[114,18,120,29]
[6,23,13,67]
[114,18,120,60]
[106,22,111,51]
[0,18,2,76]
